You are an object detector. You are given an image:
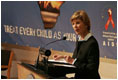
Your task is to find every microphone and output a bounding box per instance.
[34,36,67,69]
[39,48,51,56]
[44,36,67,48]
[40,36,67,56]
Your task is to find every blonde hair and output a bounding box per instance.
[70,10,91,31]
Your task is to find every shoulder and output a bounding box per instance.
[86,36,99,47]
[88,36,98,43]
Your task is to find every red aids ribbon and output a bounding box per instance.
[105,8,115,30]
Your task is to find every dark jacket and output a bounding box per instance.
[72,36,100,79]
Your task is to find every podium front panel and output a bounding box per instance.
[17,63,49,79]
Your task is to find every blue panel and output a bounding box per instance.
[1,1,117,59]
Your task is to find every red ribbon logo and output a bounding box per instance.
[105,8,115,30]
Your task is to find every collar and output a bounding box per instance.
[78,33,92,41]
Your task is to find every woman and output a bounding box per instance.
[53,10,100,79]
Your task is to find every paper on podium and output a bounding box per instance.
[48,59,67,63]
[48,59,76,68]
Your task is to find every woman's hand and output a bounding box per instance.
[64,56,74,64]
[53,54,64,60]
[53,54,74,64]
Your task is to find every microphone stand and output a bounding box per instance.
[34,37,67,70]
[34,48,49,72]
[34,52,40,69]
[42,56,49,73]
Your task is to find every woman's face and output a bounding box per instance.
[72,19,88,35]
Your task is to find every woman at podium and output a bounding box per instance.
[53,10,100,79]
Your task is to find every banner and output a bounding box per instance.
[1,1,117,59]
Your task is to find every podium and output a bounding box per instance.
[17,61,76,79]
